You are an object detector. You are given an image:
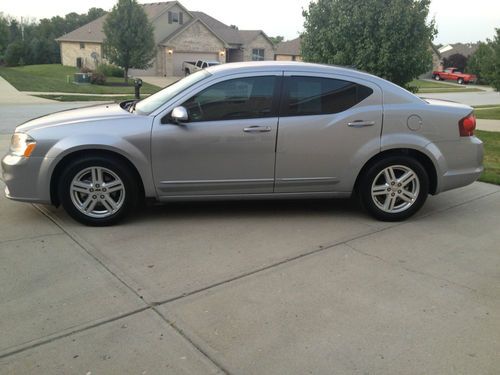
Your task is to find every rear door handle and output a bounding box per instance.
[348,121,375,128]
[243,126,272,133]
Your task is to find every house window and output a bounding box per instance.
[169,11,183,24]
[80,42,85,49]
[252,49,265,61]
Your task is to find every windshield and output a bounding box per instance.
[134,70,211,115]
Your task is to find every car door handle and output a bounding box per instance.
[243,126,272,133]
[348,120,376,128]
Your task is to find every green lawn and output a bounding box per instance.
[474,106,500,120]
[0,64,161,95]
[477,130,500,185]
[35,94,148,102]
[410,79,483,93]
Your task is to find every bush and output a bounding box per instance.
[90,72,106,85]
[4,41,26,66]
[80,67,93,73]
[96,63,124,78]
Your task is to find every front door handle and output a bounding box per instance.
[243,126,272,133]
[348,120,376,128]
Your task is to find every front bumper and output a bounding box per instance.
[1,154,51,204]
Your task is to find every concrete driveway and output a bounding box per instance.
[1,104,500,374]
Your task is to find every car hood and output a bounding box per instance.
[16,103,132,133]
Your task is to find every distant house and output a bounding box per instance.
[438,43,479,60]
[56,1,275,77]
[429,42,479,74]
[275,38,302,61]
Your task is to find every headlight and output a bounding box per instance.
[10,133,37,157]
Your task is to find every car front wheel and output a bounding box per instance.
[359,156,429,221]
[58,156,138,226]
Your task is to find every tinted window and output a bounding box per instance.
[182,76,277,122]
[282,76,373,116]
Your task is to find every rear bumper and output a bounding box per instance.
[433,136,484,193]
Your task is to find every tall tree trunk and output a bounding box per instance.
[124,67,129,84]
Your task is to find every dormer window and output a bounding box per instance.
[168,11,184,24]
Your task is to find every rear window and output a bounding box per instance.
[281,76,373,117]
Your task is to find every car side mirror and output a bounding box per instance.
[170,106,189,124]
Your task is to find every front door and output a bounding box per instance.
[151,73,281,197]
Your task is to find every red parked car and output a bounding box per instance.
[432,68,477,85]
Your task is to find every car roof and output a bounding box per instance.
[206,61,376,80]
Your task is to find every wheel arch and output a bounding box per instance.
[50,149,145,206]
[353,148,438,195]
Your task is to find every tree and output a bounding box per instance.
[490,29,500,91]
[443,53,467,72]
[467,29,500,90]
[103,0,155,82]
[269,35,284,46]
[0,14,8,57]
[301,0,437,87]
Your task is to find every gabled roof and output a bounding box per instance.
[56,2,176,43]
[160,18,229,47]
[276,37,301,56]
[56,1,272,49]
[439,43,479,58]
[56,15,107,43]
[190,11,243,45]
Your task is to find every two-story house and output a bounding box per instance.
[56,1,275,77]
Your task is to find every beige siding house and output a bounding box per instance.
[56,1,275,77]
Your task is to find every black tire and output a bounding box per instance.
[185,69,190,76]
[457,78,464,85]
[434,74,441,81]
[58,156,138,226]
[358,156,429,222]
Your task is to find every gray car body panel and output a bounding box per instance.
[1,61,483,205]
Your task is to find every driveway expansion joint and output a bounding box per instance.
[152,307,230,375]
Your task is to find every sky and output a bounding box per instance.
[1,0,499,44]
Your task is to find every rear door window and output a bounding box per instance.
[281,76,373,117]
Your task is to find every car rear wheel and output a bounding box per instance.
[359,156,429,221]
[457,78,464,85]
[58,156,138,226]
[434,74,441,81]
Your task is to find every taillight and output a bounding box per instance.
[459,113,476,137]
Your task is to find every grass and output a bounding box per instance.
[0,64,161,95]
[410,79,483,93]
[477,130,500,185]
[35,94,147,102]
[474,106,500,120]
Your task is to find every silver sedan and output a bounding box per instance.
[2,62,483,225]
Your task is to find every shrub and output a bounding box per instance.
[96,63,124,78]
[90,72,107,85]
[80,67,93,73]
[4,41,26,66]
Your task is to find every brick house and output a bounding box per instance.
[275,38,302,61]
[56,1,275,77]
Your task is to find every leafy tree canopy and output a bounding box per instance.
[443,53,468,73]
[103,0,156,82]
[301,0,437,87]
[467,29,500,91]
[269,36,284,45]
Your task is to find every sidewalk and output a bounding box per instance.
[477,119,500,132]
[0,76,54,104]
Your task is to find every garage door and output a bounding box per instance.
[173,52,219,77]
